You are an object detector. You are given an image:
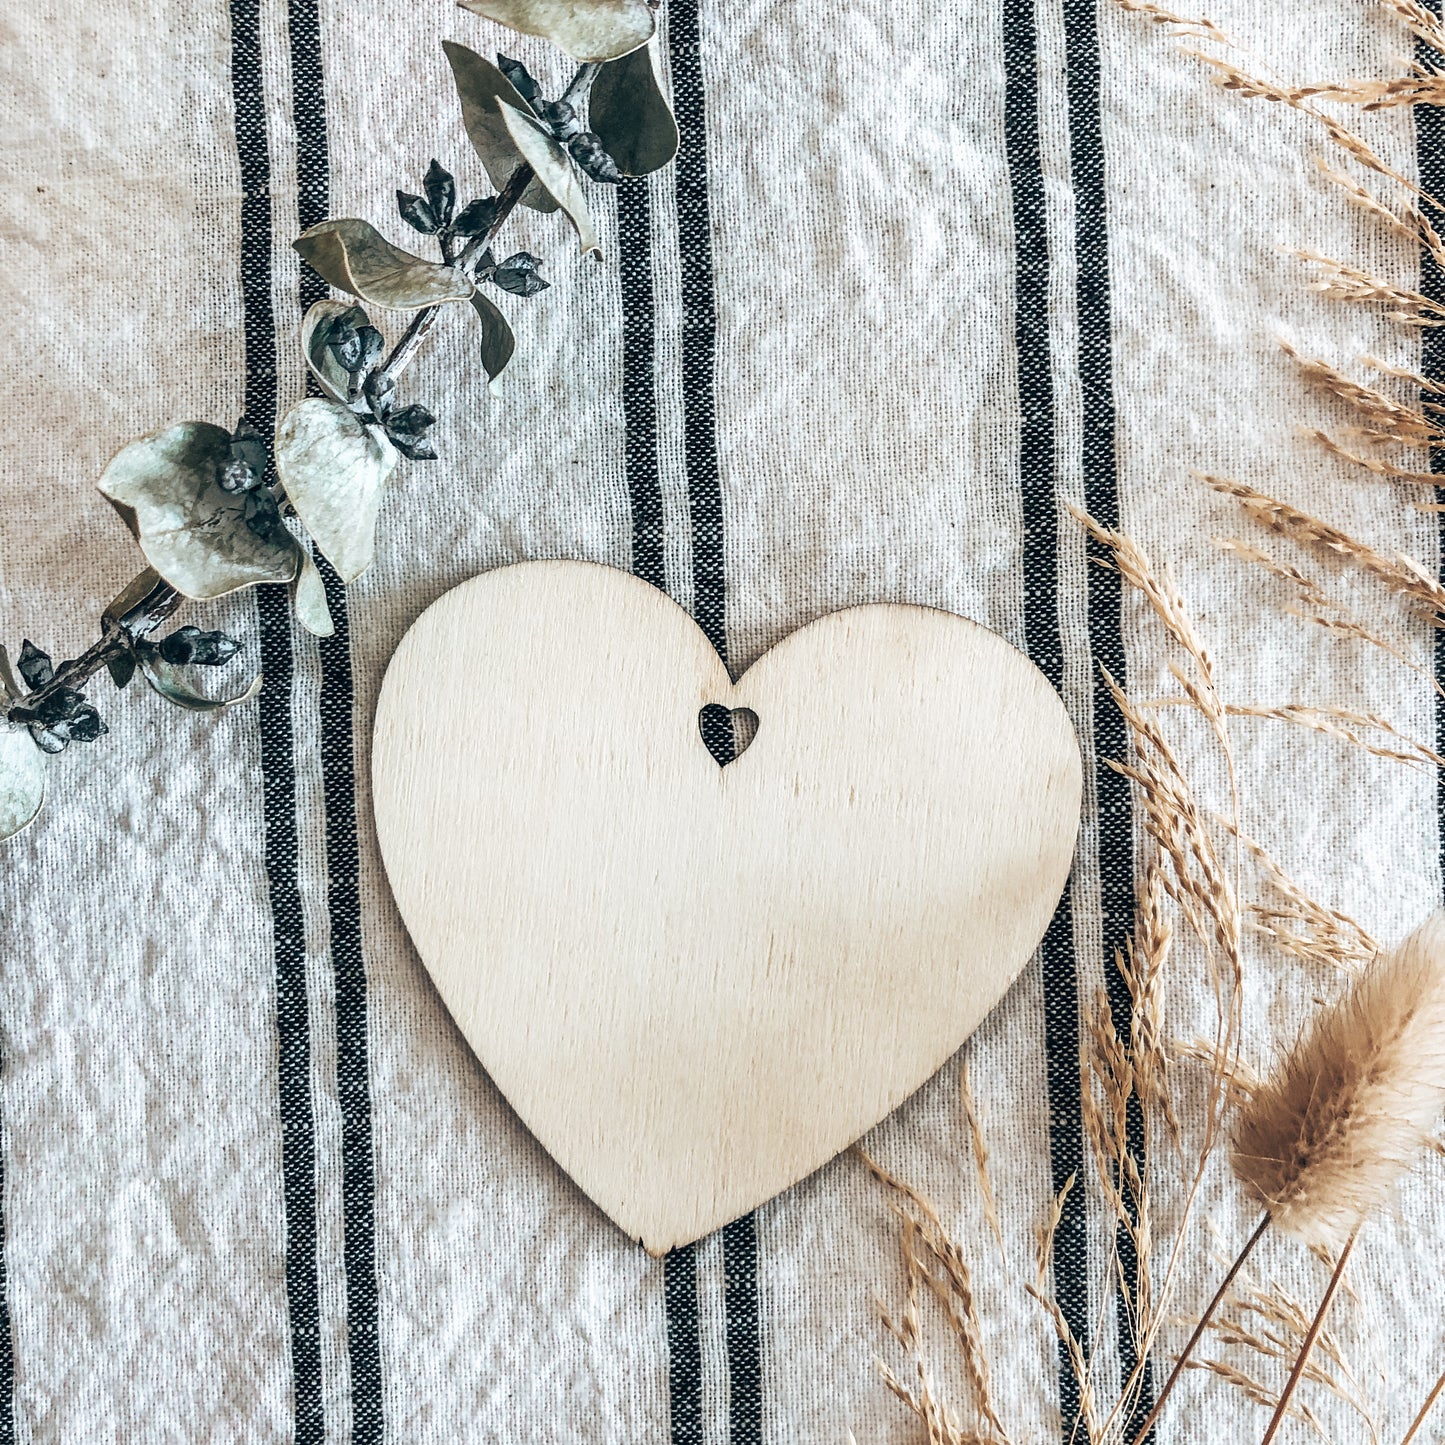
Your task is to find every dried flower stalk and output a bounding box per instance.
[1400,1359,1445,1444]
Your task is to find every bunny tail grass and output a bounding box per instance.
[1232,911,1445,1249]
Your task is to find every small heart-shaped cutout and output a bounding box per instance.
[374,562,1081,1253]
[698,703,759,766]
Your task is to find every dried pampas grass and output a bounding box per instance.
[851,5,1445,1441]
[1207,475,1445,626]
[1232,910,1445,1248]
[1132,910,1445,1440]
[1220,912,1445,1440]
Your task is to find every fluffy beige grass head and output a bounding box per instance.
[1232,912,1445,1247]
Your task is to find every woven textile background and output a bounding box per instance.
[1,0,1442,1440]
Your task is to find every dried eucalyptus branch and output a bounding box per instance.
[0,0,676,840]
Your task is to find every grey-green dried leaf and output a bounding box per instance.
[499,101,601,256]
[469,293,516,388]
[441,42,558,214]
[294,220,473,310]
[274,399,398,584]
[302,300,371,403]
[0,726,44,840]
[291,548,335,638]
[107,652,137,690]
[456,0,654,62]
[97,423,301,600]
[138,652,263,713]
[590,43,678,176]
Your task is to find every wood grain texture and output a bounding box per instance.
[372,562,1082,1253]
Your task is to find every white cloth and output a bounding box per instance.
[0,0,1440,1440]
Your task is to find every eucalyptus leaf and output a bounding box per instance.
[291,549,335,638]
[97,423,301,600]
[455,0,655,62]
[590,44,678,176]
[499,101,601,257]
[0,727,44,841]
[302,300,371,403]
[294,221,474,310]
[16,642,52,690]
[274,399,398,584]
[470,293,516,388]
[137,651,263,713]
[441,43,558,214]
[108,653,137,691]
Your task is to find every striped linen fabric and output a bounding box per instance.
[1,0,1443,1440]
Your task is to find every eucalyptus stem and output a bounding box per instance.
[561,61,600,105]
[9,121,546,730]
[381,158,536,384]
[5,57,604,740]
[381,58,598,386]
[5,576,180,726]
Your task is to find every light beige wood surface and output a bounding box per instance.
[372,562,1082,1254]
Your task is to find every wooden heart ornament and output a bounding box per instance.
[373,562,1081,1253]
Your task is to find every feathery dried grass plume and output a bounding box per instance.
[862,1150,1013,1445]
[1303,429,1442,485]
[1111,0,1229,43]
[1232,827,1378,975]
[1292,250,1445,327]
[1222,702,1445,770]
[1180,49,1437,207]
[1278,342,1444,448]
[958,1062,1006,1261]
[1233,910,1445,1248]
[1216,535,1445,702]
[1085,4,1445,1439]
[1134,912,1445,1442]
[1206,475,1445,626]
[1061,515,1247,1444]
[1310,164,1445,269]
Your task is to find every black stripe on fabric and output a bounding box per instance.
[1418,16,1445,902]
[284,1,385,1434]
[667,2,766,1437]
[228,0,325,1438]
[618,176,668,592]
[289,0,328,288]
[721,1215,762,1445]
[1001,0,1089,1433]
[316,557,384,1443]
[1061,0,1150,1432]
[664,1245,705,1443]
[668,0,727,661]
